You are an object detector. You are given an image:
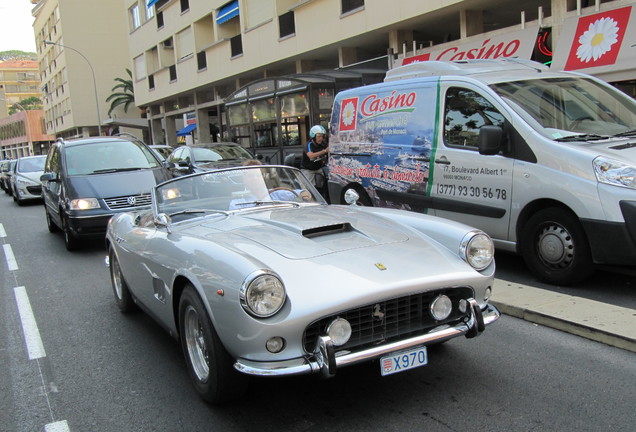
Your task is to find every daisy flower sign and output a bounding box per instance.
[564,6,631,70]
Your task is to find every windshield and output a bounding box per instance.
[17,156,46,173]
[154,165,325,219]
[192,145,253,163]
[65,140,161,175]
[491,77,636,139]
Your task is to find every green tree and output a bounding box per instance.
[106,68,135,116]
[9,97,42,114]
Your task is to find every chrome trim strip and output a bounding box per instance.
[234,302,500,377]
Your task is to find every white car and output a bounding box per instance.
[11,155,46,205]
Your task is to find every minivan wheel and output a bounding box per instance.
[61,215,80,251]
[521,208,593,285]
[45,208,60,233]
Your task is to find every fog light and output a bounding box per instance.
[326,318,352,346]
[266,337,285,353]
[430,295,452,321]
[459,299,468,314]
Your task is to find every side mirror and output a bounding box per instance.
[40,172,59,182]
[478,126,503,156]
[177,160,190,169]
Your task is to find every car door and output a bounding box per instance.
[41,145,64,227]
[429,83,514,241]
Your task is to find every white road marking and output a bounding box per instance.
[3,244,18,270]
[0,223,6,237]
[45,420,70,432]
[14,286,47,360]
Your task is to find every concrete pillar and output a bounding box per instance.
[196,108,211,143]
[165,116,177,146]
[388,29,415,57]
[295,59,313,73]
[338,47,358,68]
[151,118,164,145]
[460,10,484,38]
[550,0,568,45]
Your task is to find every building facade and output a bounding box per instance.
[124,0,636,164]
[0,60,41,118]
[0,110,54,159]
[32,0,143,139]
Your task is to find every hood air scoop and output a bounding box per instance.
[302,222,352,238]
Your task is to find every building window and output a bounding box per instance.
[148,74,155,90]
[169,65,177,82]
[197,51,207,70]
[342,0,364,14]
[180,0,189,13]
[129,3,141,31]
[145,4,155,21]
[278,11,295,38]
[157,11,164,28]
[134,54,146,80]
[230,34,243,57]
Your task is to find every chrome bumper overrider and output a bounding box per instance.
[234,298,500,377]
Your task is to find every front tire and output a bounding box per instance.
[520,208,593,285]
[45,208,60,233]
[61,214,80,251]
[109,247,137,313]
[179,285,248,404]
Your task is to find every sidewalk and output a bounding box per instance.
[491,279,636,353]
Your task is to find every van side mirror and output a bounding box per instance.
[40,172,59,182]
[478,126,503,155]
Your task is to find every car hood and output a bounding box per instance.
[195,160,248,170]
[569,137,636,161]
[66,167,170,199]
[17,170,44,183]
[195,205,420,260]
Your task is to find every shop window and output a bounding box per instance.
[251,99,276,122]
[280,93,309,117]
[228,104,250,124]
[342,0,364,14]
[279,11,295,38]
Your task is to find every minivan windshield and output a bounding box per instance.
[65,140,161,176]
[491,77,636,140]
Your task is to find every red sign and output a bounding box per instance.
[339,97,358,131]
[564,6,631,70]
[402,53,431,65]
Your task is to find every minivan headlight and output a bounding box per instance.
[460,231,494,270]
[593,157,636,189]
[69,198,100,210]
[240,271,286,318]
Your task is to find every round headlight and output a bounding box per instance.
[461,232,494,270]
[430,294,452,321]
[326,318,352,346]
[241,272,286,318]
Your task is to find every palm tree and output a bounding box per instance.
[106,68,135,116]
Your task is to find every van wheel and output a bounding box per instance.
[520,208,593,285]
[62,214,80,251]
[45,208,60,233]
[341,185,372,206]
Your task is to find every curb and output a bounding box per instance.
[491,279,636,354]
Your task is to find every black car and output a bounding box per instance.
[164,142,254,177]
[1,160,17,194]
[40,137,171,250]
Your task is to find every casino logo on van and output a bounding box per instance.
[339,97,359,131]
[360,91,417,119]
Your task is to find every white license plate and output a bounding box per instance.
[380,346,428,376]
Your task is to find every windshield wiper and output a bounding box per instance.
[91,167,146,174]
[235,200,300,208]
[554,134,607,142]
[168,208,229,217]
[612,129,636,138]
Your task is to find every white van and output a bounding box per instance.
[327,59,636,285]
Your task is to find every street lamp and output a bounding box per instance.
[44,40,102,136]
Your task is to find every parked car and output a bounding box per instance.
[164,142,254,177]
[149,144,173,161]
[1,160,17,194]
[10,155,46,205]
[41,136,171,250]
[106,164,500,404]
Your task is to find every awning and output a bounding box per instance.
[176,124,197,136]
[147,0,160,7]
[551,4,636,82]
[217,1,239,24]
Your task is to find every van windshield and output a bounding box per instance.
[491,77,636,140]
[64,140,161,176]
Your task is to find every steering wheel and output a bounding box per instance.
[268,187,299,197]
[569,116,594,130]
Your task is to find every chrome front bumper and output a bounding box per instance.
[234,299,500,377]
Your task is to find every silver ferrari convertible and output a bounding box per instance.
[105,164,500,403]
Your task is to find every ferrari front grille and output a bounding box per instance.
[302,287,474,353]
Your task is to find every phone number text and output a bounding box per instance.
[436,184,507,200]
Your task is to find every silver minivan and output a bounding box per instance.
[328,59,636,285]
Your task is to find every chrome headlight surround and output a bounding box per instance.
[460,231,494,271]
[240,270,286,318]
[593,156,636,190]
